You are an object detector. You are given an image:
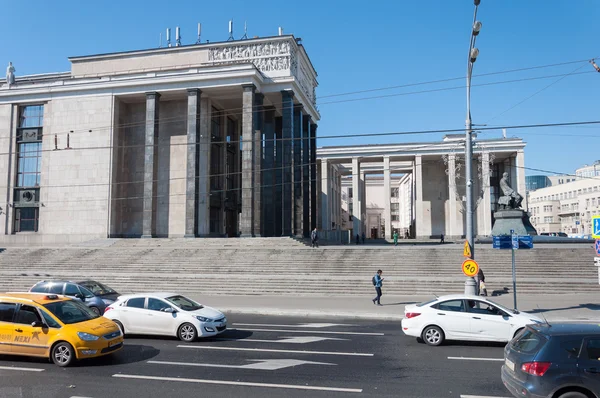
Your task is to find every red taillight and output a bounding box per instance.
[104,306,113,314]
[521,362,551,376]
[405,312,421,319]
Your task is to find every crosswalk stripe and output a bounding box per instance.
[113,374,363,393]
[177,345,374,357]
[0,365,44,372]
[448,357,504,362]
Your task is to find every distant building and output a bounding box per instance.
[576,161,600,178]
[525,175,550,192]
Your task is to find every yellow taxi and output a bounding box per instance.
[0,292,123,366]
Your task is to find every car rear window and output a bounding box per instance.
[511,329,547,354]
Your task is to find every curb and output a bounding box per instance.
[218,306,405,321]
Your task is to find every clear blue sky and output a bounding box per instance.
[2,0,599,176]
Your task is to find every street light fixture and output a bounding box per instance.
[464,0,481,295]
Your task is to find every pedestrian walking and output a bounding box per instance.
[477,268,487,296]
[361,232,366,244]
[372,269,384,306]
[355,233,360,245]
[393,231,398,246]
[311,228,319,248]
[440,233,445,244]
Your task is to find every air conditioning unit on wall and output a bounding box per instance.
[18,189,36,204]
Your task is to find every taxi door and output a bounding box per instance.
[12,304,51,357]
[0,302,17,354]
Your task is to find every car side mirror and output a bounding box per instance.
[566,348,578,357]
[163,307,175,313]
[31,321,45,328]
[74,293,84,300]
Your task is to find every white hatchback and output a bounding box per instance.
[105,292,227,342]
[401,294,543,346]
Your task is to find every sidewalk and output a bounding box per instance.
[189,293,600,322]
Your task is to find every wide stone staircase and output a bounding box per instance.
[0,237,597,296]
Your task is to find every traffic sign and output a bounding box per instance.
[593,215,600,239]
[511,232,519,250]
[493,235,533,249]
[463,241,472,258]
[595,240,600,257]
[462,259,479,277]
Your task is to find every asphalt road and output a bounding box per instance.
[0,313,511,398]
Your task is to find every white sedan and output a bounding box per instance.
[104,292,227,342]
[401,294,543,346]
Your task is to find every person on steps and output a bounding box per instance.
[311,228,319,248]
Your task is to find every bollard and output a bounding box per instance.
[464,277,477,295]
[595,257,600,284]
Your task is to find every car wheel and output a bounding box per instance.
[89,306,101,315]
[557,392,589,398]
[178,323,198,342]
[113,320,125,335]
[422,325,444,346]
[51,342,75,367]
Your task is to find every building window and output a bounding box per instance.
[391,187,399,198]
[348,188,353,199]
[544,216,553,223]
[15,105,43,234]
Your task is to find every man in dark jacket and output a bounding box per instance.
[372,270,384,306]
[311,228,319,248]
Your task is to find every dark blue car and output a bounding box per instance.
[502,323,600,398]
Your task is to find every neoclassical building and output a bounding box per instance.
[0,34,319,243]
[317,135,527,241]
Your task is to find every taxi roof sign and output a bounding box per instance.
[463,241,472,258]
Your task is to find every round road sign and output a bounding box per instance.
[462,259,479,277]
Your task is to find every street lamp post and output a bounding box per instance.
[464,0,482,295]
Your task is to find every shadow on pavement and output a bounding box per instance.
[529,303,600,314]
[204,329,253,342]
[382,302,417,306]
[80,344,160,367]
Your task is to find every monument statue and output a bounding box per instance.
[491,171,537,236]
[498,172,523,209]
[6,62,15,88]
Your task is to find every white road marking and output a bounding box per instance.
[0,365,44,372]
[177,345,373,357]
[215,336,349,344]
[448,357,504,362]
[232,327,383,336]
[460,395,511,398]
[148,359,336,370]
[233,323,358,328]
[113,374,362,393]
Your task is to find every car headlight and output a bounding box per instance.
[195,316,213,322]
[77,332,100,341]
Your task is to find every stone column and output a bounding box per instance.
[414,155,425,238]
[220,111,227,235]
[262,106,276,237]
[320,158,330,235]
[240,84,255,237]
[274,117,283,236]
[293,105,303,237]
[281,90,294,236]
[185,89,201,237]
[360,170,366,235]
[352,157,361,236]
[515,150,527,210]
[383,156,391,240]
[479,152,492,236]
[447,154,457,238]
[253,93,264,237]
[302,115,311,238]
[197,97,211,236]
[310,123,317,231]
[142,92,160,238]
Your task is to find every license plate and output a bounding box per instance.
[505,358,515,372]
[108,340,119,347]
[216,323,224,328]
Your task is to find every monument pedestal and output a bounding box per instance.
[491,209,538,236]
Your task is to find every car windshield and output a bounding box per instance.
[165,295,204,311]
[80,281,117,295]
[44,300,100,324]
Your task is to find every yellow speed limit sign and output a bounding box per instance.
[462,259,479,277]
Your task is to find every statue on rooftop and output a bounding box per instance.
[6,62,15,88]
